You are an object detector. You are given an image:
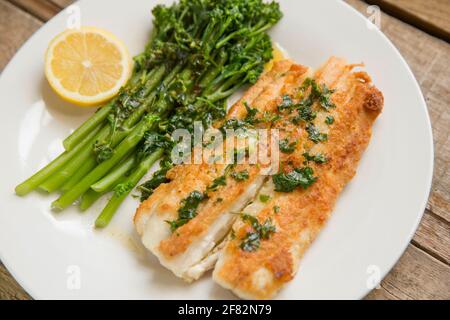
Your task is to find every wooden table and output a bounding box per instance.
[0,0,449,300]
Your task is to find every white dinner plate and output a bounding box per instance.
[0,0,433,299]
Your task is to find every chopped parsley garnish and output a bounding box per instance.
[240,214,276,252]
[273,206,281,214]
[244,102,259,125]
[241,232,260,252]
[298,78,320,108]
[244,102,281,124]
[166,191,205,232]
[301,78,335,110]
[325,115,335,125]
[259,194,271,203]
[261,111,281,123]
[318,85,336,111]
[206,164,235,193]
[94,143,114,163]
[306,123,328,144]
[279,138,297,154]
[291,78,335,125]
[272,167,317,192]
[139,159,172,201]
[221,102,279,133]
[231,169,249,181]
[206,175,227,193]
[278,94,294,112]
[292,105,317,124]
[299,78,314,95]
[137,132,173,163]
[303,152,328,164]
[221,118,249,132]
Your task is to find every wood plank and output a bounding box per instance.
[6,0,61,22]
[48,0,73,9]
[366,0,450,43]
[412,210,450,264]
[381,245,449,300]
[366,245,450,300]
[0,0,41,299]
[0,263,31,300]
[0,0,42,70]
[365,286,399,300]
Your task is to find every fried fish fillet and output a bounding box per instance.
[134,60,311,281]
[212,57,384,299]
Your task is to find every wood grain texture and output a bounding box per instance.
[0,0,448,300]
[48,0,73,8]
[0,0,42,70]
[0,263,31,300]
[6,0,61,22]
[346,0,450,300]
[412,210,450,265]
[366,245,450,300]
[366,0,450,42]
[0,1,42,299]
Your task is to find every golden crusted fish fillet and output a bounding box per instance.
[213,57,384,299]
[134,60,311,281]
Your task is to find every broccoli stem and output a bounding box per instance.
[51,115,159,210]
[62,69,147,151]
[51,126,133,193]
[15,125,102,196]
[80,189,105,212]
[91,155,136,193]
[62,101,114,152]
[120,64,181,129]
[80,172,130,211]
[198,51,227,89]
[16,0,283,225]
[95,148,164,228]
[52,63,180,196]
[39,65,168,192]
[39,125,111,193]
[60,159,96,192]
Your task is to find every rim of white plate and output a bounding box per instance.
[0,0,434,300]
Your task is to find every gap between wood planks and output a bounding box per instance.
[5,0,64,22]
[366,245,450,300]
[365,0,450,43]
[412,210,450,265]
[8,0,450,44]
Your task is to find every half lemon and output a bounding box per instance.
[45,26,132,107]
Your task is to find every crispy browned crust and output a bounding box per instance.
[157,62,310,259]
[226,60,300,119]
[213,57,384,299]
[134,61,294,231]
[133,60,310,251]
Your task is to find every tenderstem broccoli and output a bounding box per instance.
[15,0,283,228]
